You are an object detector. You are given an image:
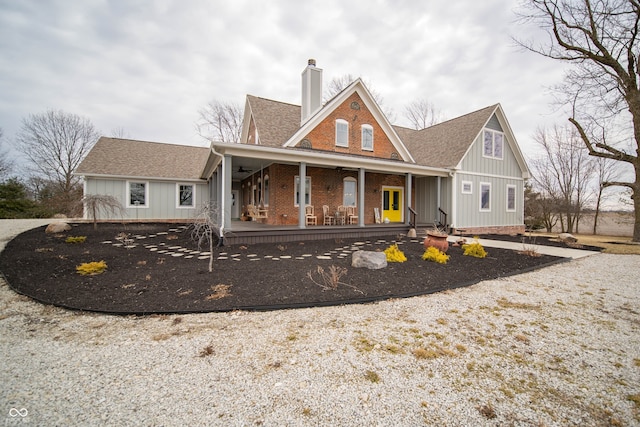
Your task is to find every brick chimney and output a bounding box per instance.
[301,59,322,124]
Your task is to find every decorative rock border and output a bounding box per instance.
[100,226,420,262]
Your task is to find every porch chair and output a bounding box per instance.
[305,205,317,226]
[346,205,358,225]
[336,205,346,225]
[322,205,334,225]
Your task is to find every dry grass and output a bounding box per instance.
[528,232,640,255]
[206,284,232,300]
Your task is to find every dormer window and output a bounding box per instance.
[483,129,504,159]
[362,124,373,151]
[336,119,348,147]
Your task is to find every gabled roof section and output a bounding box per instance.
[76,137,210,180]
[398,104,497,168]
[242,95,301,147]
[282,79,415,163]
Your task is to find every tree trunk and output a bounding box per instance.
[208,229,214,273]
[634,175,640,243]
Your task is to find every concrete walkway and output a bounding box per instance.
[447,236,598,259]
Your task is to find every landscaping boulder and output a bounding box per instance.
[558,233,578,243]
[45,222,71,234]
[352,251,387,270]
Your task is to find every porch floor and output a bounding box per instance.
[220,220,412,245]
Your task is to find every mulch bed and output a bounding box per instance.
[0,223,570,315]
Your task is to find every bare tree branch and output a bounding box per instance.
[196,100,243,144]
[403,98,444,129]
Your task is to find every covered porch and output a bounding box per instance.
[204,142,451,245]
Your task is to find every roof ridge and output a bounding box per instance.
[247,94,301,108]
[101,137,209,149]
[419,104,498,132]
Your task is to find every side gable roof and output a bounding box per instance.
[398,104,498,169]
[76,137,210,181]
[242,95,301,147]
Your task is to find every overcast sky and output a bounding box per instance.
[1,0,567,164]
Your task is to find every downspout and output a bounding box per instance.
[209,145,226,244]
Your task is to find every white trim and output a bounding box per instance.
[479,182,491,212]
[336,119,348,147]
[456,170,525,181]
[342,176,357,206]
[482,129,504,160]
[381,185,405,223]
[176,183,195,209]
[211,142,448,177]
[263,174,270,206]
[506,184,516,212]
[461,180,473,194]
[294,175,311,207]
[361,124,373,151]
[79,173,206,183]
[126,180,149,208]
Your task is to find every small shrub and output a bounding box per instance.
[422,246,450,264]
[76,261,107,276]
[384,243,407,262]
[65,236,87,244]
[462,241,487,258]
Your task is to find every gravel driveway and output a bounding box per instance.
[1,220,639,426]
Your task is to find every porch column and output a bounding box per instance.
[298,162,306,229]
[436,176,441,220]
[406,172,412,225]
[222,155,233,231]
[358,168,365,227]
[449,173,456,230]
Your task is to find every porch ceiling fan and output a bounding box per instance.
[237,166,252,174]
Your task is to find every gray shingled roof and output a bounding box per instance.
[396,104,498,168]
[246,92,497,169]
[76,137,210,180]
[246,95,301,147]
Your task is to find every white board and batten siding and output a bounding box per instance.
[85,178,209,220]
[454,116,525,229]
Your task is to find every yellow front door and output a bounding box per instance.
[382,187,403,222]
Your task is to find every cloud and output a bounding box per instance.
[1,0,570,163]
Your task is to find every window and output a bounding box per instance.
[461,181,473,194]
[127,181,148,207]
[295,176,311,206]
[483,129,504,159]
[506,185,516,212]
[343,177,357,206]
[177,184,194,208]
[361,124,373,151]
[336,119,348,147]
[263,175,270,206]
[480,182,491,211]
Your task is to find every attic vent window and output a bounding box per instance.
[390,152,399,160]
[350,101,360,110]
[299,139,312,149]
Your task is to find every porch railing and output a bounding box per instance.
[437,208,448,231]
